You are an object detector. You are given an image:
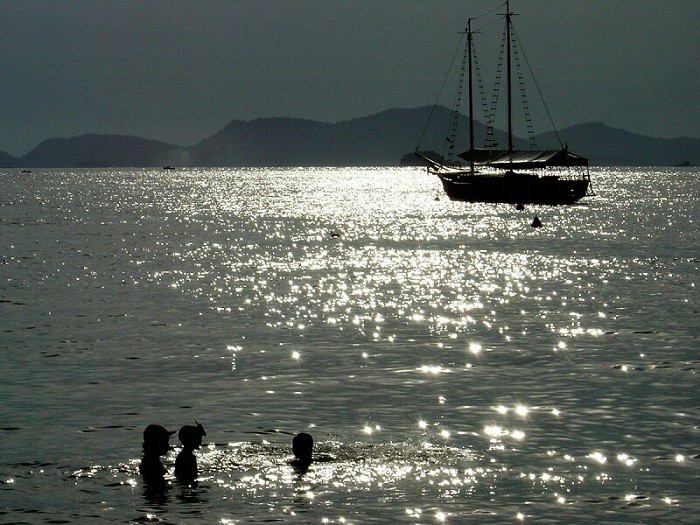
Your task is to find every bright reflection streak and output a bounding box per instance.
[588,452,607,464]
[617,453,637,466]
[436,510,447,522]
[291,351,300,360]
[515,405,529,417]
[419,365,448,374]
[494,405,509,415]
[468,342,482,355]
[418,420,428,430]
[484,425,504,439]
[363,424,381,436]
[675,454,685,463]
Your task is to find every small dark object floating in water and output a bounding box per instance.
[329,231,341,238]
[531,215,542,228]
[163,166,175,170]
[516,203,525,210]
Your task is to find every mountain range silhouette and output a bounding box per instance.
[1,107,697,168]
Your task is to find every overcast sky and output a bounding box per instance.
[1,0,697,156]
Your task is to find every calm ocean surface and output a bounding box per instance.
[1,166,698,524]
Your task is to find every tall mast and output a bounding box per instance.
[467,18,474,172]
[506,0,513,152]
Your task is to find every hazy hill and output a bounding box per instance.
[537,123,700,166]
[191,107,514,167]
[2,107,698,168]
[13,134,191,168]
[0,149,16,167]
[192,117,336,166]
[190,108,447,167]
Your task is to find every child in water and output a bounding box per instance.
[139,424,175,484]
[291,432,314,469]
[175,420,206,482]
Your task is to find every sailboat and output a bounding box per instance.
[418,1,593,205]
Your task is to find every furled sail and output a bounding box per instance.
[458,148,588,169]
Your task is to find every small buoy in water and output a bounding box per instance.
[516,203,525,210]
[531,215,542,228]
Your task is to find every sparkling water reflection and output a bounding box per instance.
[1,167,698,523]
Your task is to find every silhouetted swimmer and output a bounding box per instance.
[516,203,525,210]
[531,215,542,228]
[139,424,175,485]
[175,420,206,482]
[290,432,314,470]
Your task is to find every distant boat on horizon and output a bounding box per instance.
[417,0,594,205]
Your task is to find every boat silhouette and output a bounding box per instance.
[417,0,594,205]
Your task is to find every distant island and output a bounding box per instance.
[1,106,699,168]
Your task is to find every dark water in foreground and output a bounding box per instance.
[1,167,698,524]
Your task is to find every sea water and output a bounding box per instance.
[0,166,698,524]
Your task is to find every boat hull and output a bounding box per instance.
[438,172,590,205]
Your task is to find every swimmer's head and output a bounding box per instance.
[143,424,175,456]
[292,432,314,464]
[178,420,206,450]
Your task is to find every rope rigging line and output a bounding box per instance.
[485,19,508,148]
[415,32,467,153]
[415,2,512,157]
[512,27,564,149]
[472,39,491,146]
[510,29,536,148]
[445,37,470,163]
[471,1,508,26]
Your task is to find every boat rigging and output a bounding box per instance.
[416,0,594,205]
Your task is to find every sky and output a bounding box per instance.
[1,0,698,156]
